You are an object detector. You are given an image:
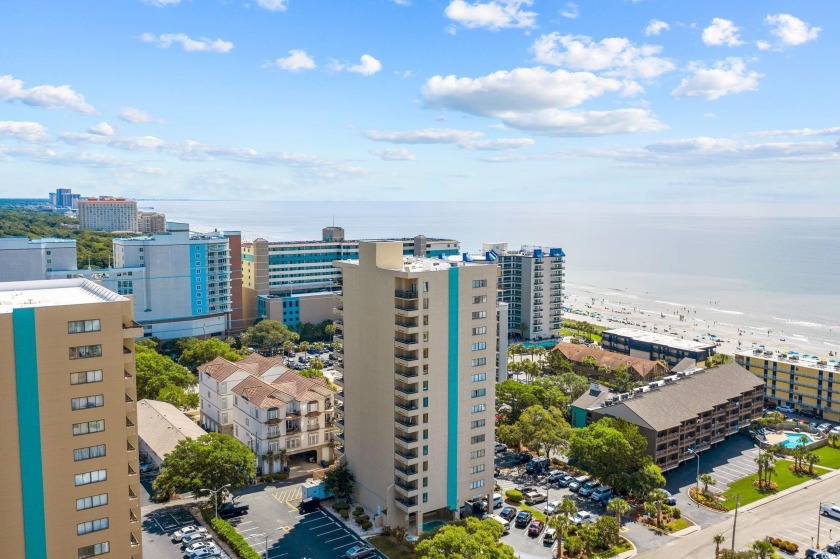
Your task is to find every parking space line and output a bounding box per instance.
[238,526,260,533]
[318,527,344,536]
[325,533,355,544]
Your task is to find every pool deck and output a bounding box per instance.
[765,431,813,448]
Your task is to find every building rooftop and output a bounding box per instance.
[573,362,764,432]
[604,327,717,352]
[553,342,666,378]
[736,348,840,372]
[137,399,207,460]
[0,278,126,313]
[197,353,287,382]
[244,236,458,247]
[232,370,333,409]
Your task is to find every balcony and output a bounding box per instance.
[395,301,419,313]
[267,430,282,439]
[394,496,419,512]
[395,290,419,300]
[395,382,419,396]
[266,415,281,425]
[394,336,419,349]
[395,447,419,462]
[395,318,419,332]
[334,360,344,372]
[333,306,344,315]
[123,321,144,338]
[394,414,420,429]
[394,352,419,366]
[395,430,419,444]
[395,366,419,380]
[395,463,419,478]
[394,478,418,493]
[395,398,419,412]
[333,375,344,387]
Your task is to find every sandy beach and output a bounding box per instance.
[563,286,840,360]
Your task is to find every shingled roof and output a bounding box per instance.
[230,369,333,409]
[197,353,286,382]
[553,342,667,379]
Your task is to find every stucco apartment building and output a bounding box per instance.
[0,236,78,281]
[78,196,139,232]
[197,354,338,473]
[601,327,717,367]
[334,241,497,533]
[0,278,143,559]
[571,363,764,472]
[736,348,840,422]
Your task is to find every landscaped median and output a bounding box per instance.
[199,507,261,559]
[719,459,818,510]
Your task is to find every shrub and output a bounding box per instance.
[505,489,523,503]
[672,507,681,519]
[564,535,584,555]
[362,521,372,530]
[210,517,261,559]
[356,515,366,525]
[274,472,289,481]
[340,509,349,520]
[353,506,364,516]
[381,526,393,536]
[332,502,350,511]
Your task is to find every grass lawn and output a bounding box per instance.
[369,535,415,559]
[518,504,548,522]
[601,537,634,557]
[721,459,814,510]
[813,445,840,469]
[663,518,690,533]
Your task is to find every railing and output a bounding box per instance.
[395,337,419,345]
[395,400,418,411]
[395,384,418,395]
[394,478,417,491]
[395,415,419,427]
[395,368,419,379]
[395,431,418,443]
[395,319,419,328]
[395,496,418,508]
[395,290,419,300]
[395,464,418,476]
[395,302,419,312]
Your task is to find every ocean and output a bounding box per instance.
[137,200,840,350]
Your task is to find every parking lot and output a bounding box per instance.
[142,504,231,559]
[767,510,840,550]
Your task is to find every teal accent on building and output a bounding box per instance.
[12,307,47,559]
[570,406,588,428]
[447,267,460,511]
[190,243,207,316]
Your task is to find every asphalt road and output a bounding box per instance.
[637,469,840,558]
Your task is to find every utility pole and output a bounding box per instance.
[731,495,740,551]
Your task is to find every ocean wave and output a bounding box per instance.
[655,300,695,309]
[771,317,828,329]
[704,308,744,315]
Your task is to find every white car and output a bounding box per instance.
[571,511,596,525]
[183,542,217,556]
[544,500,561,515]
[181,533,212,548]
[172,525,207,542]
[495,443,508,453]
[776,405,795,414]
[186,548,221,559]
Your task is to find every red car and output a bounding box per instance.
[528,519,545,537]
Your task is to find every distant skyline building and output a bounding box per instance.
[137,211,166,234]
[335,241,497,533]
[0,278,143,559]
[49,187,82,209]
[241,228,460,327]
[78,197,138,232]
[0,236,78,281]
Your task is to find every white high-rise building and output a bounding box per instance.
[0,237,78,281]
[78,197,138,232]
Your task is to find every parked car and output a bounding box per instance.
[499,506,517,521]
[514,510,532,528]
[527,519,545,537]
[513,452,532,465]
[825,542,840,554]
[172,526,207,542]
[543,527,557,546]
[344,544,376,558]
[801,409,816,418]
[822,503,840,520]
[661,490,677,506]
[547,471,566,484]
[218,500,249,519]
[186,547,221,559]
[524,491,547,506]
[777,405,795,414]
[590,486,613,503]
[183,542,217,556]
[525,457,550,474]
[544,500,561,515]
[557,474,574,487]
[569,475,590,492]
[805,549,832,559]
[578,481,600,497]
[298,497,321,514]
[571,511,596,525]
[817,423,832,433]
[181,533,212,548]
[495,442,508,453]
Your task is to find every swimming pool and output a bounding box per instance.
[420,520,446,533]
[522,339,560,349]
[781,432,814,449]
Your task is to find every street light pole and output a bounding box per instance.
[818,501,834,549]
[200,483,232,519]
[264,526,284,559]
[731,495,740,552]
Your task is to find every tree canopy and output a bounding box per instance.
[415,517,515,559]
[135,340,198,410]
[498,404,571,457]
[496,375,584,424]
[568,417,664,495]
[178,337,247,370]
[324,462,355,500]
[241,319,299,352]
[153,432,256,504]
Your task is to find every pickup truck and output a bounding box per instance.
[218,501,249,519]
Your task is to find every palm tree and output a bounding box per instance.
[699,473,717,496]
[607,497,630,528]
[647,489,669,528]
[324,323,336,344]
[546,512,570,558]
[750,539,775,559]
[263,449,277,475]
[551,498,578,559]
[299,341,310,354]
[713,533,725,558]
[805,451,820,475]
[828,432,840,449]
[282,340,295,356]
[643,502,657,525]
[277,449,288,471]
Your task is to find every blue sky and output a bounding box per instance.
[1,0,837,209]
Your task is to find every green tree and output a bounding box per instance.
[157,384,199,410]
[593,515,620,548]
[415,517,514,559]
[647,489,669,528]
[700,473,717,495]
[557,372,589,402]
[542,350,574,376]
[607,497,631,528]
[152,432,255,504]
[308,357,325,370]
[828,432,840,448]
[241,320,299,353]
[631,462,667,497]
[135,342,196,401]
[713,533,725,558]
[750,539,777,559]
[324,462,355,500]
[500,405,571,459]
[805,451,820,475]
[495,380,540,423]
[178,338,246,370]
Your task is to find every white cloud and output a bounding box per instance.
[749,127,840,138]
[141,0,182,6]
[672,57,761,100]
[365,128,483,144]
[271,50,316,71]
[141,33,234,53]
[118,107,165,124]
[494,108,666,137]
[390,0,411,5]
[644,19,670,36]
[0,74,95,114]
[423,67,623,115]
[756,40,772,51]
[331,54,382,76]
[256,0,288,11]
[371,147,417,161]
[560,2,578,19]
[88,122,114,136]
[461,137,535,150]
[702,18,744,47]
[765,14,821,46]
[531,33,675,79]
[444,0,537,31]
[0,121,50,142]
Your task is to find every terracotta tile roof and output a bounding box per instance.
[230,369,333,409]
[232,375,289,409]
[553,342,666,379]
[197,353,286,382]
[271,370,332,402]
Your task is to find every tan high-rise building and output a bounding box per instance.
[334,242,497,533]
[78,197,139,232]
[0,278,143,559]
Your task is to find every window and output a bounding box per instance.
[472,326,487,335]
[472,311,487,319]
[472,279,487,288]
[423,282,429,292]
[471,434,486,444]
[422,493,429,503]
[471,342,487,351]
[70,345,102,360]
[74,444,106,462]
[471,389,487,398]
[469,480,485,490]
[422,396,429,408]
[423,445,429,456]
[471,404,486,413]
[423,315,429,326]
[423,331,429,342]
[68,320,101,334]
[471,373,487,382]
[470,449,486,459]
[78,542,109,558]
[72,395,104,411]
[470,419,485,429]
[308,433,319,445]
[77,517,109,535]
[422,429,429,440]
[470,464,486,474]
[286,437,301,449]
[471,358,486,367]
[473,295,487,304]
[423,298,429,310]
[73,420,105,436]
[75,469,107,486]
[423,477,428,487]
[76,493,108,511]
[71,370,103,385]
